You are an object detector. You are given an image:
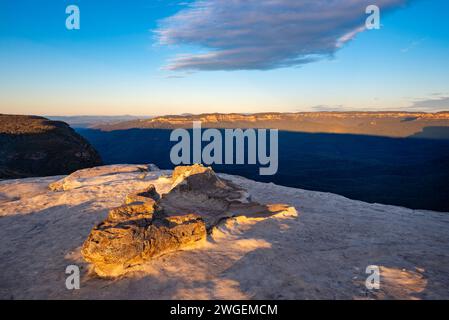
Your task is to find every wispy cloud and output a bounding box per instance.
[401,38,425,53]
[309,105,346,112]
[156,0,408,71]
[409,96,449,112]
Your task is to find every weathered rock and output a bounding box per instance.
[125,185,160,204]
[48,164,157,192]
[82,210,206,277]
[161,164,253,229]
[48,180,64,192]
[171,164,211,185]
[82,164,290,277]
[107,201,157,223]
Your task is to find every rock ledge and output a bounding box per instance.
[82,164,292,277]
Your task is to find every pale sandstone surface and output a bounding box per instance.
[0,164,448,299]
[81,165,291,277]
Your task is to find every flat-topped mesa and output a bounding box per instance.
[82,164,294,277]
[95,112,449,139]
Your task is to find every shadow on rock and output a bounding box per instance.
[82,164,295,277]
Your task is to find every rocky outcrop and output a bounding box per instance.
[0,114,102,179]
[82,164,291,277]
[82,191,206,277]
[49,164,156,192]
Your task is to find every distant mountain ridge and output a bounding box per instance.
[95,111,449,139]
[47,115,151,129]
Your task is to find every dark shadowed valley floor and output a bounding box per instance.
[77,129,449,212]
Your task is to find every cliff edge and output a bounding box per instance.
[0,114,102,179]
[0,164,448,299]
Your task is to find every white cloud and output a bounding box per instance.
[156,0,408,71]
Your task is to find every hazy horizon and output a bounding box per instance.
[2,109,449,119]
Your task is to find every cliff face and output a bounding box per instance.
[0,114,102,179]
[96,112,449,138]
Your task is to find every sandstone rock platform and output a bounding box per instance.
[2,164,449,299]
[81,164,292,277]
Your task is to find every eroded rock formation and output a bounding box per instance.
[49,164,156,192]
[82,164,291,277]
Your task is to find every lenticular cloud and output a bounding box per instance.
[156,0,408,71]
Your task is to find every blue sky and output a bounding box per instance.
[0,0,448,116]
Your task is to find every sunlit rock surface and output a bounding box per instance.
[0,164,448,299]
[96,112,449,138]
[81,165,291,276]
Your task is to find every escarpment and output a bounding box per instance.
[0,114,102,179]
[95,111,449,138]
